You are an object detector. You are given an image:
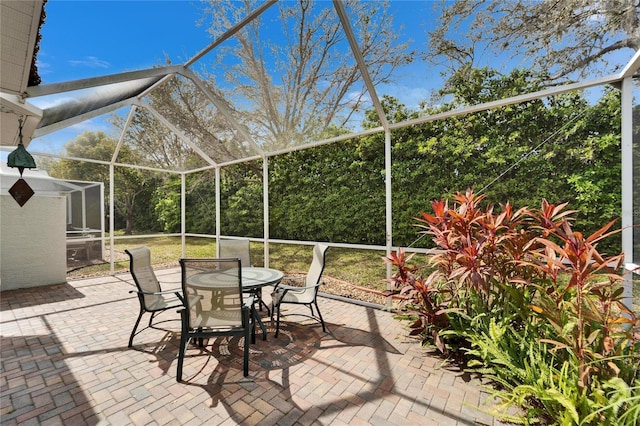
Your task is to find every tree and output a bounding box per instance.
[200,0,413,149]
[28,0,46,86]
[127,70,249,168]
[426,0,639,84]
[268,139,386,244]
[220,162,264,238]
[153,176,182,233]
[48,131,160,235]
[116,0,415,229]
[361,69,622,251]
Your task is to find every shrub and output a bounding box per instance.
[385,189,639,424]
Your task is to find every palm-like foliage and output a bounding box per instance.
[386,189,639,424]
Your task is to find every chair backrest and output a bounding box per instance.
[305,244,329,287]
[180,258,245,330]
[218,238,251,267]
[125,246,162,310]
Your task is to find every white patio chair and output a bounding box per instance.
[219,238,269,314]
[125,246,183,348]
[177,258,255,380]
[270,243,329,337]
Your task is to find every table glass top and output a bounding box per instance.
[187,267,283,289]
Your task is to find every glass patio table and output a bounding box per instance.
[187,267,284,337]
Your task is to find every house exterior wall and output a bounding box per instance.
[0,195,67,290]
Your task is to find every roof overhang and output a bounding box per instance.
[0,93,42,149]
[0,0,44,148]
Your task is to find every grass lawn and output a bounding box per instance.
[67,235,640,312]
[68,236,417,293]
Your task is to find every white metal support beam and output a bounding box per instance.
[620,76,634,313]
[99,182,106,265]
[26,66,184,97]
[181,173,186,258]
[181,68,263,155]
[33,98,137,138]
[184,1,277,68]
[620,49,640,78]
[112,105,137,164]
[109,164,115,274]
[263,157,270,267]
[384,129,393,307]
[137,100,219,168]
[395,74,625,130]
[333,0,389,132]
[215,166,221,253]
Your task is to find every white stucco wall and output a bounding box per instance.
[1,194,67,290]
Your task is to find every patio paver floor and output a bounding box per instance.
[1,268,502,425]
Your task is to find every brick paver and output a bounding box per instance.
[0,269,502,425]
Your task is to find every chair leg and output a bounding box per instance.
[243,323,250,377]
[314,300,326,332]
[256,288,263,311]
[128,309,144,348]
[260,299,270,317]
[177,313,187,382]
[275,303,282,338]
[148,311,157,327]
[250,307,257,344]
[252,319,257,344]
[177,338,186,382]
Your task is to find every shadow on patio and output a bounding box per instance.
[1,269,501,425]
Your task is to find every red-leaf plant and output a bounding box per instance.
[385,189,544,350]
[382,248,452,353]
[526,207,638,390]
[385,189,638,379]
[414,189,542,317]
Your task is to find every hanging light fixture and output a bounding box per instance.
[7,117,37,177]
[7,116,36,207]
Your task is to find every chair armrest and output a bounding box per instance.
[283,276,305,282]
[243,295,255,310]
[273,282,322,293]
[272,282,322,305]
[129,289,181,296]
[272,275,305,291]
[243,295,256,328]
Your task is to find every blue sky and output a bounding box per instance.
[31,1,215,153]
[30,0,443,154]
[25,1,632,157]
[38,0,210,83]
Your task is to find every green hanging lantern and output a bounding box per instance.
[7,117,36,177]
[7,116,36,206]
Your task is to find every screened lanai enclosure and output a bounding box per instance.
[1,1,639,307]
